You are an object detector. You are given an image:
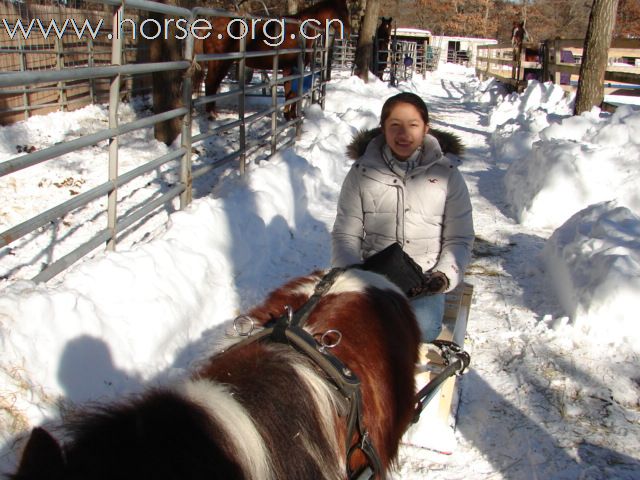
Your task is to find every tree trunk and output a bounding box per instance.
[574,0,620,115]
[354,0,381,82]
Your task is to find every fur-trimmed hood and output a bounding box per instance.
[346,126,464,160]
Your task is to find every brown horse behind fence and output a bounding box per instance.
[197,0,350,121]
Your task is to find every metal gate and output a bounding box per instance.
[0,0,337,284]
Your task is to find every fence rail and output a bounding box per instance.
[0,0,336,284]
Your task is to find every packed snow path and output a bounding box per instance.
[394,74,640,479]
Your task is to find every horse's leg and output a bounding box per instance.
[284,48,314,120]
[282,67,295,121]
[204,59,233,119]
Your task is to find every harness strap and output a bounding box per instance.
[345,389,386,480]
[269,320,361,396]
[266,317,386,478]
[290,267,345,327]
[276,268,386,478]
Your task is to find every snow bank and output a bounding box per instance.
[0,75,393,451]
[487,81,572,166]
[482,80,640,349]
[504,102,640,230]
[489,80,574,129]
[461,76,509,105]
[542,201,640,350]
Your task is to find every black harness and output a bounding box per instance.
[229,268,470,480]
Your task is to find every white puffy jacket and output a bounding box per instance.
[332,133,474,292]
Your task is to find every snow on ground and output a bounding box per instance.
[1,64,640,479]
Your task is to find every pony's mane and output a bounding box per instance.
[61,389,244,479]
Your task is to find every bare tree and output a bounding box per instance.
[574,0,620,115]
[353,0,381,81]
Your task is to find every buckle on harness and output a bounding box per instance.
[432,340,471,376]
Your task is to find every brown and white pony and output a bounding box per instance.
[198,0,351,121]
[10,268,420,480]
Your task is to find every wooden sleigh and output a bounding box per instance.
[403,282,474,454]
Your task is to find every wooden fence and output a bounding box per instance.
[0,2,149,124]
[475,38,640,100]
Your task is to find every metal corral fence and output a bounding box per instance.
[331,32,439,84]
[385,40,439,84]
[0,0,338,284]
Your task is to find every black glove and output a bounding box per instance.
[423,271,449,295]
[359,243,427,297]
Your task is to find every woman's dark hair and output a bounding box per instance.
[380,92,429,125]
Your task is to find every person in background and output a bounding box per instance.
[332,92,474,342]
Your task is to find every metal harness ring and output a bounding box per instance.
[233,315,255,337]
[319,329,342,353]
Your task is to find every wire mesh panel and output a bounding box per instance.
[0,0,149,123]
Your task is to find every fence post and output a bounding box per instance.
[55,35,67,111]
[107,4,124,251]
[541,40,549,83]
[320,31,331,110]
[551,39,561,85]
[389,34,398,86]
[88,37,96,103]
[311,33,318,105]
[17,34,30,121]
[53,2,67,111]
[179,14,195,209]
[238,29,247,175]
[295,34,304,138]
[271,51,279,156]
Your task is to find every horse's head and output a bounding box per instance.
[301,0,351,40]
[377,16,393,39]
[12,389,244,480]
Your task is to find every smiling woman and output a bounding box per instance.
[331,91,475,345]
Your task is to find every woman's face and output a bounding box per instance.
[382,102,429,160]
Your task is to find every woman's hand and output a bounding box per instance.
[423,271,449,294]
